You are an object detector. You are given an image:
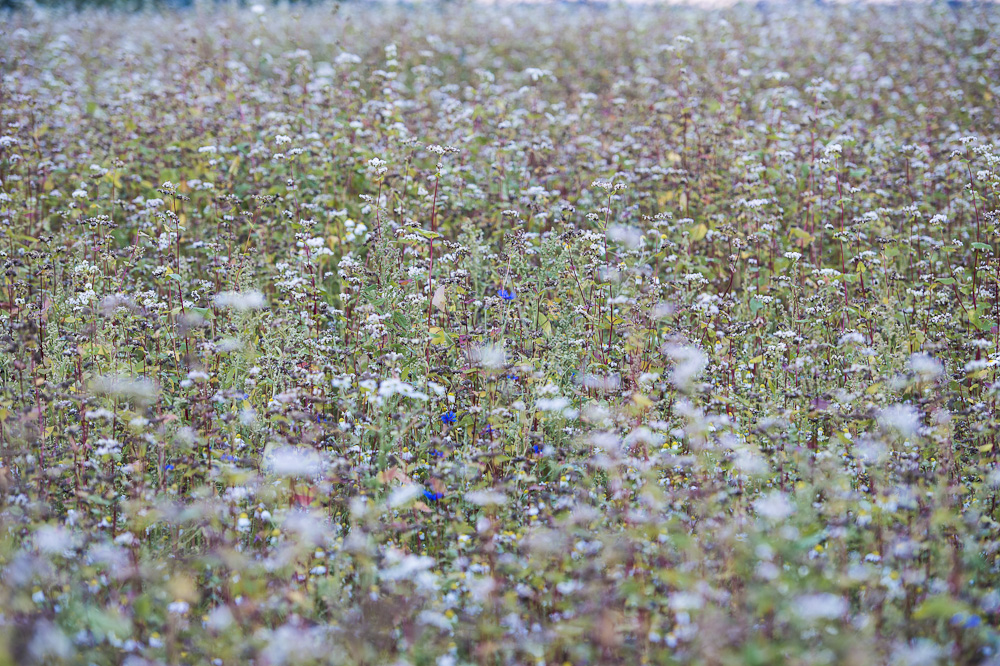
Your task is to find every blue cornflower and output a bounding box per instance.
[429,448,445,458]
[952,613,982,629]
[423,490,444,502]
[164,464,175,471]
[533,444,542,454]
[441,411,456,424]
[498,288,515,301]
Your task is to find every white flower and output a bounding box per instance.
[114,532,135,546]
[908,353,943,380]
[607,225,643,249]
[878,404,920,438]
[34,525,77,555]
[469,343,506,371]
[213,290,267,310]
[334,52,362,65]
[265,446,324,478]
[754,491,795,521]
[90,375,158,403]
[381,547,436,581]
[168,600,190,615]
[464,490,507,506]
[890,639,944,666]
[794,593,847,621]
[537,396,571,412]
[388,484,423,508]
[664,344,707,390]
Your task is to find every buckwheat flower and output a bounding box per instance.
[34,525,77,556]
[388,484,424,508]
[964,359,991,373]
[754,491,795,521]
[213,290,267,310]
[85,408,115,421]
[581,373,621,392]
[90,375,158,404]
[607,224,642,249]
[381,548,437,582]
[465,489,507,506]
[664,344,707,390]
[522,67,553,82]
[265,446,324,478]
[889,639,943,666]
[795,593,847,621]
[537,396,571,412]
[26,622,71,662]
[274,135,291,145]
[838,331,865,346]
[878,404,920,438]
[469,342,506,371]
[335,52,362,65]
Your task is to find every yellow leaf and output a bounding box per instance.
[632,393,654,408]
[690,223,707,242]
[432,285,447,312]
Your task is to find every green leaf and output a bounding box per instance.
[914,595,971,622]
[415,228,442,240]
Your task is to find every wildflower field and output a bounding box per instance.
[2,1,1000,664]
